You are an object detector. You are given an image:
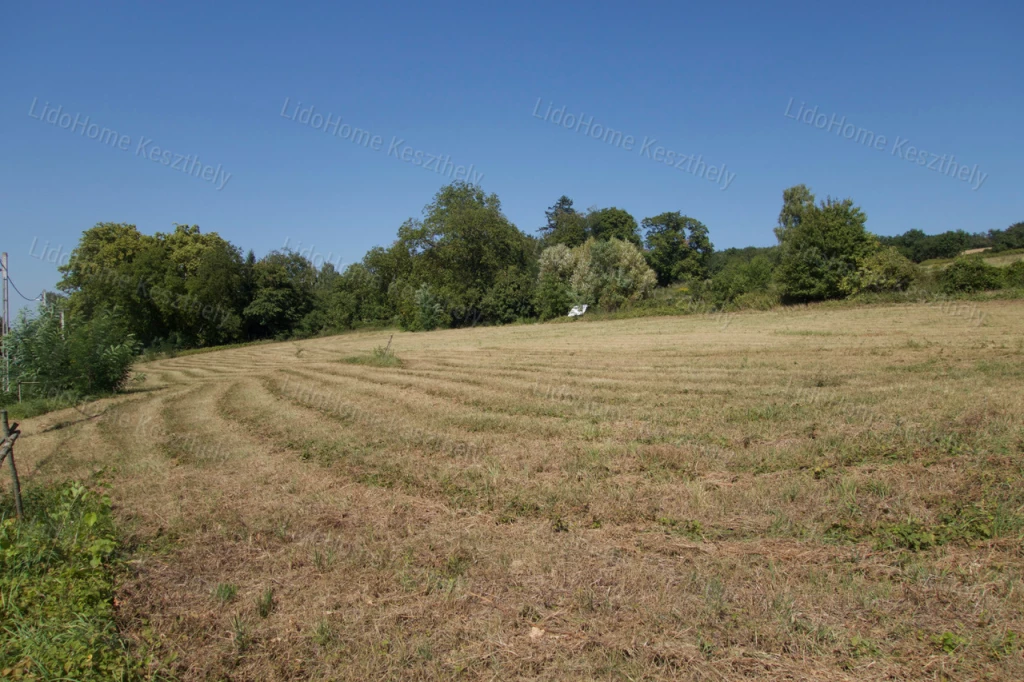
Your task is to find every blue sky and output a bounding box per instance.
[2,0,1021,311]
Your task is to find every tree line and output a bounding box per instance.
[3,181,1023,402]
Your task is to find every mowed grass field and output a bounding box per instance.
[12,300,1024,680]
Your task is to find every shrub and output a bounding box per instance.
[708,253,777,304]
[413,284,446,331]
[842,246,919,295]
[733,289,782,310]
[343,344,401,368]
[940,256,1005,293]
[480,266,536,323]
[0,482,144,680]
[1004,260,1024,288]
[3,305,138,398]
[536,238,656,316]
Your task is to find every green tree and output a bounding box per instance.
[395,182,534,326]
[537,238,656,314]
[480,265,537,323]
[535,244,578,320]
[181,239,245,345]
[540,196,587,247]
[57,222,152,323]
[775,184,816,241]
[642,212,714,285]
[991,222,1024,252]
[58,223,247,348]
[414,283,445,331]
[841,246,919,295]
[776,194,877,302]
[243,251,317,338]
[708,253,778,305]
[585,207,641,245]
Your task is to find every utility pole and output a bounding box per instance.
[1,252,9,394]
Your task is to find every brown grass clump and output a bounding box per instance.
[9,302,1024,680]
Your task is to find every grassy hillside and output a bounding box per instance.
[9,300,1024,680]
[920,248,1024,269]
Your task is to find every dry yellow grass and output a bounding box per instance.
[9,300,1024,680]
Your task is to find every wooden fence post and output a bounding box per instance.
[1,410,23,519]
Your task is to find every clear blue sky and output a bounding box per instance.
[2,0,1021,311]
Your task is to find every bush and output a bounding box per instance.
[343,344,402,368]
[1004,260,1024,288]
[707,253,777,304]
[536,238,657,315]
[733,289,782,310]
[0,482,145,680]
[534,274,574,320]
[3,305,138,398]
[940,256,1005,293]
[842,246,919,295]
[480,266,536,323]
[413,284,446,331]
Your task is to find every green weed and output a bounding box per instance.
[0,482,147,680]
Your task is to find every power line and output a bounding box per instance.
[6,275,44,302]
[0,261,44,302]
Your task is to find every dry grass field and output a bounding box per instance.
[11,300,1024,680]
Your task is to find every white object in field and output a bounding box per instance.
[568,304,588,317]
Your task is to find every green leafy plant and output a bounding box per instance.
[0,482,146,680]
[1004,260,1024,288]
[940,256,1005,293]
[876,519,937,551]
[3,305,139,400]
[932,631,968,654]
[842,246,919,295]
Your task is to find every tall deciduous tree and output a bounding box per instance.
[776,194,878,302]
[243,251,317,338]
[395,182,535,325]
[642,212,714,285]
[775,184,816,241]
[585,207,641,245]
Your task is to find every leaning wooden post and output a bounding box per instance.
[1,410,23,519]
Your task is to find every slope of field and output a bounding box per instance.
[920,248,1024,270]
[12,301,1024,680]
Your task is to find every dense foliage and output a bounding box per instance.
[3,304,138,400]
[0,482,145,680]
[536,238,657,318]
[7,181,1018,368]
[879,222,1024,262]
[775,194,878,303]
[841,246,919,295]
[642,212,713,285]
[940,256,1007,293]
